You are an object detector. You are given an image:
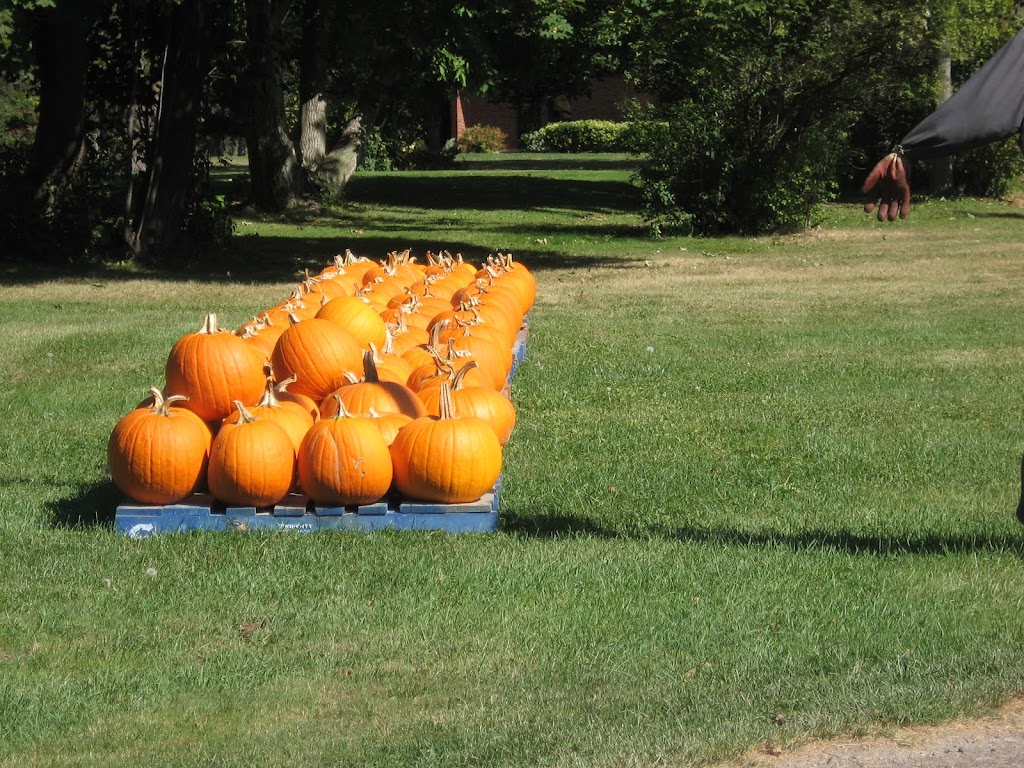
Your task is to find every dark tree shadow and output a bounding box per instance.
[500,506,1024,557]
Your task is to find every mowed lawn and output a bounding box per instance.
[2,154,1024,767]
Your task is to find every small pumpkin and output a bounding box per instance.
[320,350,427,420]
[107,388,212,505]
[417,362,516,445]
[221,374,314,456]
[389,382,502,504]
[297,395,394,506]
[207,401,295,507]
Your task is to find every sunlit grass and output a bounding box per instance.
[2,156,1024,767]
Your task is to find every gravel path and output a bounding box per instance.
[716,697,1024,768]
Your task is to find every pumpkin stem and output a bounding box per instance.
[445,338,472,360]
[273,373,300,395]
[233,400,258,424]
[438,382,456,420]
[450,360,478,391]
[148,386,189,416]
[199,313,221,334]
[328,393,358,419]
[256,374,283,409]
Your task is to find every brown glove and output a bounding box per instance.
[862,152,911,222]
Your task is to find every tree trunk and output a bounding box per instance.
[929,39,954,194]
[244,0,299,211]
[21,0,90,214]
[298,0,329,175]
[129,0,211,261]
[308,115,363,198]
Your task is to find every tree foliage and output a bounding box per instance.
[624,0,1024,235]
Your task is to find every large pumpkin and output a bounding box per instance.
[165,313,267,422]
[107,388,212,505]
[297,396,394,506]
[389,382,502,504]
[207,401,295,507]
[270,315,364,402]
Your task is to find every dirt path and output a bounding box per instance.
[718,697,1024,768]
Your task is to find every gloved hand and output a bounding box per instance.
[862,152,911,222]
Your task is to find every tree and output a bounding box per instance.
[621,0,984,235]
[11,0,92,218]
[128,0,213,260]
[475,0,626,136]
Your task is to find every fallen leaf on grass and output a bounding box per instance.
[239,618,269,636]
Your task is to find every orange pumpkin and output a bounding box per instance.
[272,374,321,421]
[270,315,364,402]
[315,295,387,350]
[107,388,212,505]
[417,362,516,445]
[207,401,295,507]
[221,377,314,457]
[165,313,267,422]
[320,350,427,420]
[297,396,394,506]
[390,382,502,504]
[368,409,413,446]
[318,250,378,285]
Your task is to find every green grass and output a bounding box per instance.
[3,154,1024,766]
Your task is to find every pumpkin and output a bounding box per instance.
[386,314,430,357]
[368,409,413,446]
[440,332,511,389]
[221,375,314,456]
[389,382,502,504]
[417,362,516,445]
[319,250,378,285]
[410,347,493,395]
[368,337,415,386]
[165,313,267,422]
[107,388,212,505]
[297,396,394,506]
[272,374,321,421]
[273,287,320,322]
[315,295,388,350]
[485,253,536,315]
[207,401,295,507]
[320,350,427,420]
[270,315,364,402]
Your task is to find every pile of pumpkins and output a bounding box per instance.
[108,250,535,510]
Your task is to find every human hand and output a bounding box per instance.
[862,152,911,222]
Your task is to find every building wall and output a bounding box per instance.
[451,76,646,150]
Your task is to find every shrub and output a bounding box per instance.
[520,120,632,153]
[457,125,507,153]
[630,99,845,237]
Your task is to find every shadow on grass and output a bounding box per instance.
[46,480,120,530]
[1,234,641,286]
[500,507,1024,557]
[344,174,640,214]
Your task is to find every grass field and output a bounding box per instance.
[2,154,1024,767]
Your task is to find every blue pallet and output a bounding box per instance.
[114,316,526,538]
[115,491,500,537]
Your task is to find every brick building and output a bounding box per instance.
[450,76,646,149]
